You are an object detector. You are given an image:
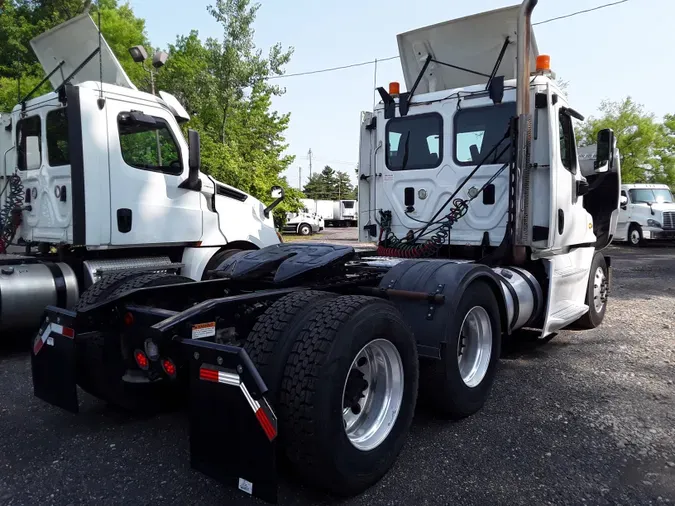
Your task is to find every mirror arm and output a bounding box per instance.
[264,195,284,218]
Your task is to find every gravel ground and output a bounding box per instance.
[1,243,674,506]
[283,226,373,249]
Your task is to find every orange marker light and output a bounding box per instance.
[389,82,400,96]
[536,55,551,71]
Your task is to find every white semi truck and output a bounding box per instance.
[616,183,674,245]
[31,2,621,504]
[0,14,282,333]
[282,207,323,235]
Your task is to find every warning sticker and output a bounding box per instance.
[238,478,253,495]
[384,174,394,182]
[192,322,216,339]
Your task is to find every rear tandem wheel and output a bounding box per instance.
[419,280,502,419]
[277,295,419,496]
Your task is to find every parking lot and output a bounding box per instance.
[1,234,674,505]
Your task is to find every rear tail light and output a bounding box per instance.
[161,358,177,378]
[134,349,149,370]
[123,312,134,326]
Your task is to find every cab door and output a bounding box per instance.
[547,90,594,250]
[106,98,202,245]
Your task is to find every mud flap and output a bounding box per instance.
[30,306,79,413]
[180,338,278,504]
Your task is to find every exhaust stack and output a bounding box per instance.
[514,0,538,249]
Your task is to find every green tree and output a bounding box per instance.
[204,0,292,143]
[155,1,298,219]
[577,97,674,187]
[335,170,356,200]
[302,165,355,200]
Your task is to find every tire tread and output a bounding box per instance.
[279,295,413,485]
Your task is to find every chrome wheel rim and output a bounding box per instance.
[457,306,492,388]
[593,266,607,312]
[630,229,640,244]
[342,338,404,451]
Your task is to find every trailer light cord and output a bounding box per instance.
[0,174,24,254]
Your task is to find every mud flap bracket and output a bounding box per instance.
[180,338,278,504]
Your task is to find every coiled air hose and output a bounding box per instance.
[376,199,470,258]
[0,174,25,253]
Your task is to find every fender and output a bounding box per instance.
[378,260,509,359]
[181,242,261,281]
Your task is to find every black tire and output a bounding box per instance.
[75,272,193,411]
[243,290,338,405]
[628,223,643,246]
[279,296,418,496]
[298,223,312,236]
[419,280,502,419]
[201,248,243,280]
[574,253,608,329]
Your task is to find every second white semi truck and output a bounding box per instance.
[0,14,282,333]
[617,183,674,245]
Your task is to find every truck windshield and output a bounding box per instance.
[454,103,515,166]
[343,201,355,209]
[629,189,674,204]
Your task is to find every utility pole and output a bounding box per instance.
[298,166,302,190]
[308,148,313,179]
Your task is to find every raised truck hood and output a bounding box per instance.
[30,13,136,90]
[396,3,539,94]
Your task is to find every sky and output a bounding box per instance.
[129,0,674,191]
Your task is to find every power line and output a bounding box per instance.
[533,0,628,26]
[267,56,397,80]
[267,56,399,80]
[265,1,628,81]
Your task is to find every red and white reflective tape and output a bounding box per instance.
[199,365,277,441]
[33,323,74,355]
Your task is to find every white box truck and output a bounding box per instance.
[332,199,358,227]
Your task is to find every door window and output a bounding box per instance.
[16,115,42,170]
[385,113,442,171]
[46,108,70,166]
[558,110,577,174]
[453,103,515,166]
[117,114,182,175]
